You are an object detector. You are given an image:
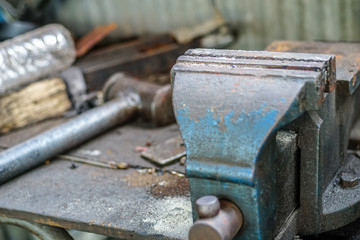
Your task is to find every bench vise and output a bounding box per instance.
[171,44,360,239]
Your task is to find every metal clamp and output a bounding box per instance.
[171,48,341,239]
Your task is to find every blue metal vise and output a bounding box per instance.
[171,47,360,239]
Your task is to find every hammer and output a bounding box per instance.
[0,73,174,184]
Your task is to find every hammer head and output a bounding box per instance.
[103,73,174,126]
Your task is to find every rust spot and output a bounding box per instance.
[266,41,302,52]
[124,170,189,198]
[76,23,117,57]
[352,74,357,86]
[35,217,63,227]
[328,84,337,92]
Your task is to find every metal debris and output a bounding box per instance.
[141,135,186,165]
[58,155,120,169]
[134,146,148,153]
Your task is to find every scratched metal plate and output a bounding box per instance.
[141,135,186,166]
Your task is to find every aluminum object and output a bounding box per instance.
[0,24,75,96]
[171,46,360,239]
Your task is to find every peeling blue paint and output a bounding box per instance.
[177,105,279,164]
[177,104,282,185]
[186,160,254,186]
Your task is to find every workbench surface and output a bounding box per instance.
[0,119,192,240]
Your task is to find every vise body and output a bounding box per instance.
[171,44,360,239]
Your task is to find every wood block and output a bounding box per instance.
[0,78,71,134]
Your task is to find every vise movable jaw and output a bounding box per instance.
[171,49,360,239]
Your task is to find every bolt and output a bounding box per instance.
[340,172,359,189]
[190,199,243,240]
[196,195,220,218]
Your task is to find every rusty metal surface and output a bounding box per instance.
[172,48,335,183]
[266,41,360,94]
[0,122,190,239]
[171,44,360,239]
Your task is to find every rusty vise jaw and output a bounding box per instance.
[171,49,338,239]
[172,49,335,185]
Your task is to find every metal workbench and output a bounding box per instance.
[0,119,192,239]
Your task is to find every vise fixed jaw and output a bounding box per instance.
[171,48,359,239]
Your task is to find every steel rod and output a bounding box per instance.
[0,94,139,184]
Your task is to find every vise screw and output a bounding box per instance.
[171,48,360,239]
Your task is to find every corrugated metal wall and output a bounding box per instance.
[45,0,215,40]
[45,0,360,50]
[216,0,360,49]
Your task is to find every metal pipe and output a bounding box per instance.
[0,93,139,184]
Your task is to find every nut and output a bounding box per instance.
[340,172,359,189]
